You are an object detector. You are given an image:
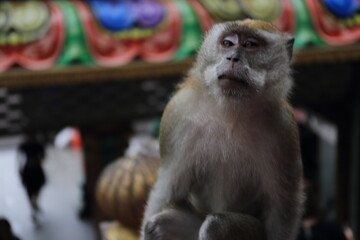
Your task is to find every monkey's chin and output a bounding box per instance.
[218,73,250,88]
[218,78,249,89]
[218,77,251,96]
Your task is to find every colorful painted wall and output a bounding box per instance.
[1,0,360,71]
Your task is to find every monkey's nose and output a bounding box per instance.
[226,56,240,62]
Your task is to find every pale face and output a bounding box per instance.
[194,20,293,101]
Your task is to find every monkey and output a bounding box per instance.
[141,19,304,240]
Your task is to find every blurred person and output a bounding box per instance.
[297,180,350,240]
[17,133,46,225]
[0,218,21,240]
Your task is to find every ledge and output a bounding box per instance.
[1,44,360,88]
[294,44,360,65]
[0,59,194,88]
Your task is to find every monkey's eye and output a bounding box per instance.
[222,39,234,48]
[221,34,238,48]
[242,38,260,49]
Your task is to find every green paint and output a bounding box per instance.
[173,0,203,60]
[292,0,325,48]
[55,1,94,65]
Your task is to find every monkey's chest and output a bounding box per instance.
[184,117,274,215]
[190,165,265,216]
[183,116,274,168]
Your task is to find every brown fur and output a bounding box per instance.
[142,20,303,240]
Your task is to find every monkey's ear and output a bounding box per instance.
[286,35,295,61]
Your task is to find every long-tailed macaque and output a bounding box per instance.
[141,19,304,240]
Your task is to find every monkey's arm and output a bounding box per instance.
[142,91,195,229]
[265,176,303,240]
[142,162,193,221]
[265,177,303,240]
[266,105,304,240]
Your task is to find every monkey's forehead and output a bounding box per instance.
[223,19,280,34]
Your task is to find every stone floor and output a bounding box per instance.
[0,136,96,240]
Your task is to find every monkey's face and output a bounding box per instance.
[194,20,294,100]
[216,30,267,97]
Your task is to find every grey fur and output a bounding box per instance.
[141,20,304,240]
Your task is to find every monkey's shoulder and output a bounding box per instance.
[277,100,300,143]
[159,85,198,157]
[162,85,199,120]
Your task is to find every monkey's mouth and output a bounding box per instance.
[218,74,250,89]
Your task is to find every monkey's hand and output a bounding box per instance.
[199,213,265,240]
[142,209,202,240]
[140,163,194,239]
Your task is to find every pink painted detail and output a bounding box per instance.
[306,0,360,45]
[0,2,64,71]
